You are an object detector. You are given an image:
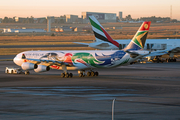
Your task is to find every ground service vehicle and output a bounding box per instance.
[5,67,24,74]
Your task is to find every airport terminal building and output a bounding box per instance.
[82,12,117,23]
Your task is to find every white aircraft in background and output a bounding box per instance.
[75,22,180,62]
[13,16,157,78]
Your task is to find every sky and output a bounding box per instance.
[0,0,180,20]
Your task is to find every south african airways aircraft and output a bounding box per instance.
[13,16,160,78]
[75,17,180,62]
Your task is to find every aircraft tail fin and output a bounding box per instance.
[89,16,119,48]
[124,21,151,50]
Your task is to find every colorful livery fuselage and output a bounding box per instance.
[14,50,148,71]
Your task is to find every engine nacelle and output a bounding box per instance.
[21,62,38,70]
[34,65,50,73]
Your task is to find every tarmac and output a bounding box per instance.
[0,60,180,120]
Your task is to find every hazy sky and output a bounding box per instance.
[0,0,180,20]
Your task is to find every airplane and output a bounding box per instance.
[13,16,152,78]
[74,20,180,62]
[77,39,180,62]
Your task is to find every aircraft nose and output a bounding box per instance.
[13,56,18,65]
[13,55,22,66]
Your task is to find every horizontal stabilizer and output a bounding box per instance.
[147,50,169,57]
[73,42,89,46]
[125,50,140,58]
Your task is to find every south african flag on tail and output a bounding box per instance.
[124,21,151,50]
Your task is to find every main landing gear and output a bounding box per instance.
[86,71,99,77]
[61,65,99,78]
[61,65,73,78]
[60,71,99,78]
[78,70,99,77]
[166,58,177,62]
[61,72,73,78]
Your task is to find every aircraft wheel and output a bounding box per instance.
[91,71,95,76]
[79,73,84,77]
[173,58,176,62]
[61,73,65,78]
[25,71,30,75]
[65,73,69,78]
[94,72,99,76]
[87,72,91,76]
[69,73,73,78]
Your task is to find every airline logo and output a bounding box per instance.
[22,54,26,59]
[139,22,150,31]
[22,54,28,62]
[144,24,149,29]
[89,16,119,48]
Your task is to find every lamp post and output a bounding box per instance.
[112,98,116,120]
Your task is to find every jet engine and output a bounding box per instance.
[34,65,50,73]
[21,62,38,70]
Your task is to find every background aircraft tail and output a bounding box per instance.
[89,16,119,48]
[124,21,151,50]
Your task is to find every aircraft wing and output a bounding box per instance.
[146,50,168,57]
[125,50,150,58]
[168,47,180,53]
[147,47,180,57]
[124,50,140,58]
[125,49,169,58]
[125,47,179,59]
